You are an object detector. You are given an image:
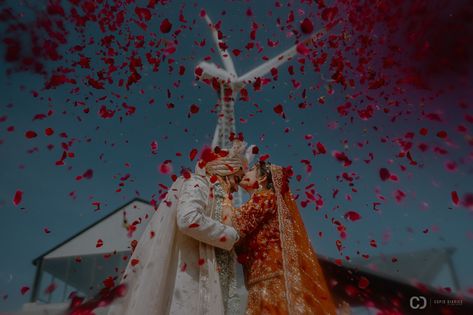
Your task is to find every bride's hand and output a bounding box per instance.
[221,203,234,226]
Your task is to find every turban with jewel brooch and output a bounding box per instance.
[194,140,249,177]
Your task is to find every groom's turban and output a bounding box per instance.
[195,140,248,177]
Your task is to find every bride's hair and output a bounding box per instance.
[257,160,274,190]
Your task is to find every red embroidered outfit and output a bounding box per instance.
[232,165,337,315]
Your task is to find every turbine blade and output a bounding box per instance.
[237,27,327,83]
[195,61,234,83]
[203,13,237,78]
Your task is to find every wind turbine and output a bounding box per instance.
[195,13,328,152]
[195,13,328,206]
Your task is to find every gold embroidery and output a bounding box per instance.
[233,166,337,315]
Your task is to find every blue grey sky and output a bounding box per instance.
[1,0,472,312]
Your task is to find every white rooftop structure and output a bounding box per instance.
[21,198,155,315]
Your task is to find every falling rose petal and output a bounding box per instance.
[131,259,140,267]
[189,148,198,161]
[358,276,370,289]
[96,239,103,248]
[300,18,314,34]
[160,18,172,33]
[190,104,200,114]
[44,282,57,294]
[83,169,94,180]
[419,128,428,136]
[20,286,30,295]
[159,160,173,174]
[296,43,310,56]
[182,169,191,179]
[150,140,158,155]
[273,104,285,118]
[259,154,270,162]
[44,128,54,136]
[344,211,362,222]
[13,190,23,206]
[379,168,390,181]
[462,193,473,210]
[198,258,205,266]
[316,142,327,154]
[444,161,457,172]
[87,77,104,89]
[394,189,406,203]
[436,130,448,139]
[344,284,358,297]
[451,191,460,206]
[103,276,115,289]
[43,227,51,234]
[25,130,37,139]
[135,7,152,21]
[332,151,352,167]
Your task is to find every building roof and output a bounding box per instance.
[32,197,151,266]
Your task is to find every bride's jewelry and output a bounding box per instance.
[256,182,265,192]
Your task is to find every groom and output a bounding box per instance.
[172,140,247,314]
[105,140,248,315]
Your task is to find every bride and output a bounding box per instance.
[222,160,338,314]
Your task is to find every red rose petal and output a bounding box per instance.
[189,148,198,161]
[379,168,390,181]
[160,18,172,33]
[358,276,370,289]
[13,190,23,206]
[45,128,54,136]
[451,191,460,206]
[151,140,158,155]
[25,130,37,139]
[96,239,103,248]
[159,161,173,174]
[300,18,314,34]
[344,211,362,222]
[190,104,200,114]
[20,286,30,295]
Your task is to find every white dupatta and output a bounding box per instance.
[104,174,225,315]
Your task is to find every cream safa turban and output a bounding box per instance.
[194,140,249,177]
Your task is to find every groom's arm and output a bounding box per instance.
[176,174,239,251]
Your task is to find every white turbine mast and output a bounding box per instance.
[195,13,327,204]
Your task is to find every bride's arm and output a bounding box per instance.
[231,191,276,244]
[176,174,239,251]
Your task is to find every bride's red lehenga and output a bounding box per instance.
[231,165,337,315]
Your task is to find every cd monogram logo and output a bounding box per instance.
[410,296,427,309]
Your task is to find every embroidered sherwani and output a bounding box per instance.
[108,173,241,315]
[232,189,336,315]
[170,174,240,315]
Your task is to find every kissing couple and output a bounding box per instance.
[104,140,337,315]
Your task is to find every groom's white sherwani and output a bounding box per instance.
[106,173,240,315]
